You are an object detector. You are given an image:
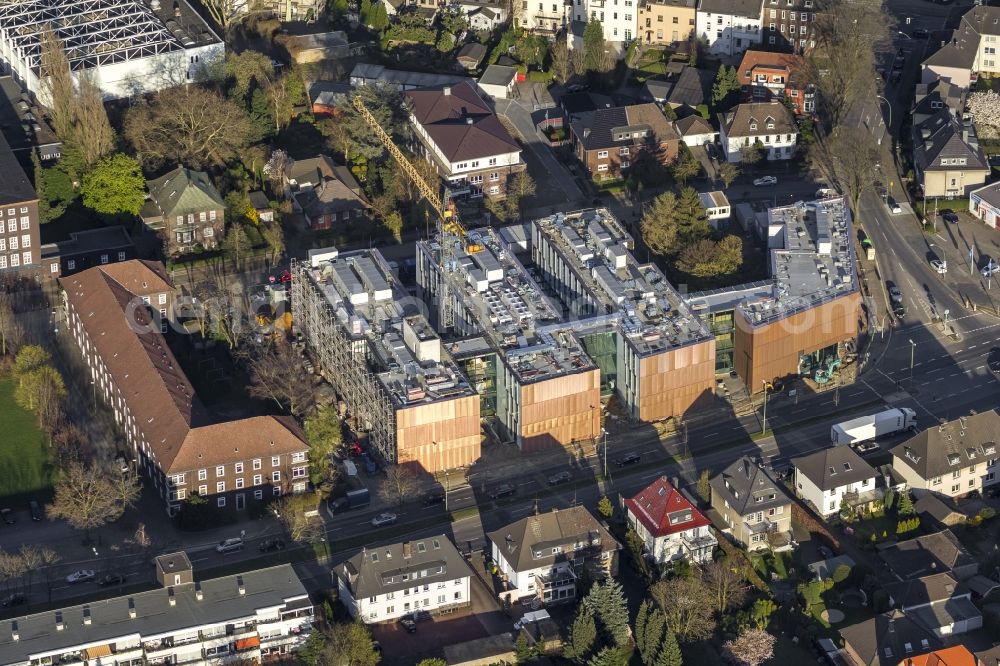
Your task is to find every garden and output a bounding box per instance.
[0,376,53,503]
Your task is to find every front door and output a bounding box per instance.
[236,493,245,511]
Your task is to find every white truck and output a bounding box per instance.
[830,408,917,446]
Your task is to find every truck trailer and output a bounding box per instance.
[830,408,917,446]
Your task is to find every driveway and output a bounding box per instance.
[492,98,583,204]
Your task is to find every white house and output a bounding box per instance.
[921,5,1000,87]
[890,412,1000,501]
[699,191,731,223]
[487,506,620,606]
[336,535,473,623]
[675,115,717,148]
[572,0,635,44]
[970,182,1000,229]
[517,0,570,34]
[718,101,798,163]
[478,65,519,100]
[624,476,717,564]
[885,573,983,638]
[696,0,762,57]
[792,446,879,517]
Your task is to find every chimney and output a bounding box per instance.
[168,587,176,606]
[237,575,245,596]
[962,127,969,143]
[128,598,136,619]
[583,128,591,138]
[443,86,451,96]
[83,606,91,626]
[55,611,64,631]
[195,582,203,601]
[403,542,412,559]
[11,621,18,642]
[466,117,473,125]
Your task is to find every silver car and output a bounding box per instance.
[371,512,398,527]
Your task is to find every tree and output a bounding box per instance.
[47,462,131,538]
[383,211,404,243]
[515,634,540,663]
[369,1,389,30]
[440,6,467,35]
[583,579,631,646]
[305,405,342,486]
[583,20,608,73]
[300,622,380,666]
[262,221,285,266]
[224,50,274,102]
[807,0,894,127]
[675,187,711,242]
[223,223,251,270]
[719,162,740,188]
[274,494,324,543]
[897,489,915,516]
[826,127,879,224]
[722,628,775,666]
[712,65,740,108]
[704,560,747,614]
[676,237,742,279]
[564,607,598,663]
[641,192,680,255]
[637,601,668,665]
[505,171,536,220]
[751,598,777,630]
[15,365,66,427]
[110,466,142,512]
[0,291,23,357]
[650,577,715,642]
[654,629,683,666]
[552,37,570,83]
[360,0,372,23]
[74,73,115,168]
[379,466,418,506]
[247,342,315,416]
[200,0,259,34]
[740,142,763,168]
[124,86,251,169]
[588,646,632,666]
[14,345,51,379]
[597,495,614,518]
[80,153,146,217]
[416,660,448,666]
[672,147,701,185]
[39,27,76,141]
[336,83,411,161]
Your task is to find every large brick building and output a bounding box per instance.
[61,261,310,515]
[569,103,680,181]
[0,131,40,277]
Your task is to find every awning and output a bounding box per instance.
[84,645,113,659]
[235,636,261,651]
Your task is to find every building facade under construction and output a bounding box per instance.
[291,247,480,472]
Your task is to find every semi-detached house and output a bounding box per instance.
[570,103,680,181]
[336,535,473,623]
[921,5,1000,88]
[60,261,310,516]
[696,0,762,57]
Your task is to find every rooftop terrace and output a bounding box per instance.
[532,208,713,357]
[302,247,475,407]
[738,197,858,327]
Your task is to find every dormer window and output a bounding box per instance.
[767,123,775,129]
[843,462,852,471]
[750,123,758,130]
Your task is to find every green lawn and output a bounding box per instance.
[0,377,53,502]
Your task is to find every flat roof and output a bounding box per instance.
[0,564,308,665]
[301,248,476,407]
[737,196,858,327]
[532,208,713,356]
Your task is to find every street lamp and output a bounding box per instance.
[601,428,609,481]
[761,381,771,435]
[875,95,892,145]
[908,339,916,379]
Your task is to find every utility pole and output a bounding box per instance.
[909,339,916,380]
[761,381,770,435]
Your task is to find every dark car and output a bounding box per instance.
[259,538,286,552]
[704,143,719,161]
[422,492,446,506]
[404,610,432,623]
[0,509,14,525]
[398,617,417,633]
[547,471,572,486]
[988,348,1000,374]
[912,28,929,38]
[941,210,959,224]
[28,501,42,522]
[0,593,25,607]
[615,453,641,467]
[97,573,126,586]
[893,302,907,318]
[490,483,516,499]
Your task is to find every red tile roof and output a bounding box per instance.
[406,82,520,162]
[736,49,807,87]
[625,476,712,537]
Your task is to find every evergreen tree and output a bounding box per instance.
[369,1,389,30]
[31,150,51,223]
[635,600,651,658]
[583,20,607,73]
[583,579,631,646]
[675,186,711,242]
[360,0,372,24]
[565,607,598,663]
[641,607,666,665]
[588,646,632,666]
[654,629,683,666]
[897,490,915,516]
[247,86,275,143]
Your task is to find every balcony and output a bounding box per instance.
[680,532,717,562]
[536,568,577,591]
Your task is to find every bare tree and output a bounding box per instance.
[201,0,265,35]
[247,342,315,417]
[38,26,75,141]
[379,466,419,507]
[703,560,747,614]
[110,467,143,510]
[650,576,715,642]
[826,126,880,224]
[47,461,132,539]
[274,494,325,543]
[33,547,61,603]
[74,73,115,168]
[124,86,251,169]
[0,291,23,356]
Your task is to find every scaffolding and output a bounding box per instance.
[290,257,398,464]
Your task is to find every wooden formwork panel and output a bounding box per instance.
[395,395,482,472]
[735,292,861,391]
[637,340,717,421]
[519,369,602,454]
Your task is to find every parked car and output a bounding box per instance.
[97,573,126,586]
[371,512,398,527]
[216,538,244,554]
[982,263,1000,278]
[930,259,947,274]
[0,593,25,607]
[887,283,903,303]
[615,453,641,467]
[893,302,907,318]
[753,176,778,187]
[28,501,43,522]
[941,210,959,224]
[888,198,903,214]
[422,492,446,506]
[912,28,929,38]
[704,142,719,161]
[259,538,286,552]
[854,442,880,455]
[547,471,572,486]
[398,617,417,633]
[490,483,516,499]
[66,570,95,584]
[0,509,14,525]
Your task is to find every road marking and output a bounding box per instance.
[705,431,719,437]
[969,344,977,349]
[927,367,944,374]
[848,391,865,397]
[913,362,922,367]
[976,365,985,371]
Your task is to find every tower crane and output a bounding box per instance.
[351,95,480,328]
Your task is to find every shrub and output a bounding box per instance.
[979,506,997,521]
[831,564,852,585]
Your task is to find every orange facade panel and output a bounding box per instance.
[519,369,601,454]
[395,395,481,472]
[734,292,860,391]
[637,340,716,421]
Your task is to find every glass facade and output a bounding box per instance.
[581,331,618,396]
[702,310,735,375]
[459,353,497,417]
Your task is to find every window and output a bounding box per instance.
[597,150,609,158]
[952,484,960,492]
[488,157,497,166]
[969,479,976,487]
[216,466,225,477]
[210,210,217,221]
[293,466,307,478]
[21,235,30,248]
[235,462,244,474]
[454,591,462,600]
[254,474,263,485]
[217,482,225,493]
[236,477,244,489]
[199,211,207,222]
[0,256,8,269]
[50,262,59,274]
[273,487,281,497]
[198,469,207,481]
[199,485,208,496]
[204,228,214,238]
[597,164,609,172]
[271,456,280,467]
[21,252,30,265]
[621,160,630,168]
[953,470,961,479]
[254,490,263,500]
[750,123,757,130]
[619,147,629,156]
[253,458,262,470]
[489,186,499,195]
[217,497,226,508]
[118,251,126,261]
[490,172,499,181]
[6,220,13,232]
[8,237,16,250]
[292,452,306,463]
[932,476,942,486]
[272,471,281,482]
